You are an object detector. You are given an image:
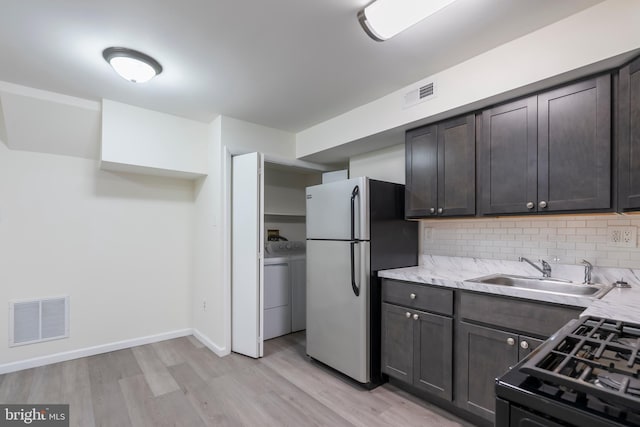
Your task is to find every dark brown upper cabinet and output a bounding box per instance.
[479,75,611,215]
[618,56,640,211]
[538,75,611,212]
[405,114,475,218]
[480,96,538,215]
[405,124,438,217]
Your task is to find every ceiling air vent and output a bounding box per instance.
[403,81,436,109]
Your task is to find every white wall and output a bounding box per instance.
[349,144,405,184]
[221,116,295,158]
[264,167,320,215]
[191,117,228,354]
[0,143,194,365]
[297,0,640,158]
[101,99,209,177]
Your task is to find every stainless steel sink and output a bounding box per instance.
[468,274,612,299]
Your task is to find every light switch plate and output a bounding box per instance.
[607,226,637,248]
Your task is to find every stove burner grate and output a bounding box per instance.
[521,316,640,411]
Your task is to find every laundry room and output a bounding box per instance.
[262,163,321,340]
[263,163,321,242]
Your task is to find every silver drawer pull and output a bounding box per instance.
[410,293,416,300]
[412,314,419,320]
[507,337,515,346]
[520,341,529,349]
[405,312,411,318]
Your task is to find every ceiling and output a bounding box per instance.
[0,0,603,134]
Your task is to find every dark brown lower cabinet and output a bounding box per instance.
[381,281,578,425]
[381,303,414,383]
[381,302,453,401]
[456,322,544,422]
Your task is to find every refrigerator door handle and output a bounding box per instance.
[350,241,360,297]
[350,185,359,241]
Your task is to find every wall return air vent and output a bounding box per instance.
[9,296,69,347]
[404,81,436,109]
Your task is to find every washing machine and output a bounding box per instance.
[263,241,306,340]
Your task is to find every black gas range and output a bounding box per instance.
[496,316,640,427]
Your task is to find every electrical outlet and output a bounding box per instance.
[607,226,637,248]
[424,227,433,241]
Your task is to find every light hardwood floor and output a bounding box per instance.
[0,333,474,426]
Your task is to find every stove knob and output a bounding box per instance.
[507,337,515,346]
[520,340,529,349]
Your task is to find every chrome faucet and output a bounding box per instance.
[581,259,593,284]
[519,257,552,278]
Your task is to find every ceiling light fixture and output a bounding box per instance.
[102,47,163,83]
[358,0,457,41]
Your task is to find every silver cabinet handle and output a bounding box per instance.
[410,293,416,300]
[520,341,529,349]
[507,337,515,346]
[405,312,411,318]
[526,202,534,209]
[539,200,548,209]
[429,207,435,214]
[437,208,443,214]
[412,314,419,320]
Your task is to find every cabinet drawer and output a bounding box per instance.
[459,292,580,337]
[382,279,453,316]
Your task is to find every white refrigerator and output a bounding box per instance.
[306,177,418,386]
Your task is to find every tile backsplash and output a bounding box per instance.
[421,214,640,269]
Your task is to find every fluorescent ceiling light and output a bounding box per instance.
[102,47,163,83]
[358,0,457,41]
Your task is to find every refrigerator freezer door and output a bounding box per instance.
[306,177,369,241]
[306,239,370,383]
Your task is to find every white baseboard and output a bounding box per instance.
[0,328,192,375]
[192,329,229,357]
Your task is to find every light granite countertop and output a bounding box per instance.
[378,255,640,324]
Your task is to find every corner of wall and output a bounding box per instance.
[349,143,405,184]
[190,114,229,354]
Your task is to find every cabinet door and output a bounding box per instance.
[437,115,476,216]
[413,311,453,401]
[405,125,438,218]
[518,335,544,361]
[381,303,414,382]
[619,56,640,211]
[480,97,538,215]
[456,322,518,422]
[538,75,611,212]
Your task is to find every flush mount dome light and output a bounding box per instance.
[102,47,162,83]
[358,0,457,41]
